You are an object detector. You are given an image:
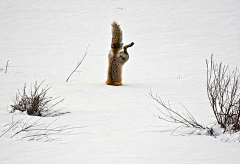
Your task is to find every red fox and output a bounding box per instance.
[106,21,134,86]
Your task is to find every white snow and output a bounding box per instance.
[1,0,240,163]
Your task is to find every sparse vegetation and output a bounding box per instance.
[0,81,85,141]
[10,81,65,117]
[148,89,214,136]
[149,55,240,136]
[206,55,240,133]
[0,115,86,142]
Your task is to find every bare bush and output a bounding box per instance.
[206,55,240,133]
[10,81,65,117]
[148,89,214,136]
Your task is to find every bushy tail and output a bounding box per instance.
[111,21,123,53]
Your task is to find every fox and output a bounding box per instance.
[106,21,134,86]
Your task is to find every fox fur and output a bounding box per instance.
[106,21,134,86]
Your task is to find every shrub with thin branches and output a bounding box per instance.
[206,55,240,133]
[10,81,65,117]
[148,55,240,137]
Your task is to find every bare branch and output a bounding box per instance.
[5,60,9,73]
[1,115,87,141]
[66,45,90,82]
[148,90,212,135]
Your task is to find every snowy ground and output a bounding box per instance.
[1,0,240,163]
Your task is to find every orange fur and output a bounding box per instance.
[106,21,134,86]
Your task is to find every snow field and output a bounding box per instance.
[1,0,240,163]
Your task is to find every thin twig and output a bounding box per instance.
[1,115,87,141]
[5,60,9,73]
[66,45,90,82]
[148,89,210,135]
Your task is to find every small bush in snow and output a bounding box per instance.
[206,55,240,133]
[149,55,240,137]
[10,81,64,117]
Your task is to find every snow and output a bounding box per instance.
[1,0,240,163]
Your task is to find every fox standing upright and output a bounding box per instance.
[106,21,134,86]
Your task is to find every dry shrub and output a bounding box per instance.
[149,55,240,136]
[206,55,240,133]
[11,81,64,117]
